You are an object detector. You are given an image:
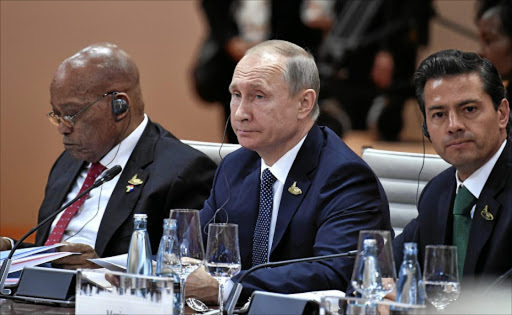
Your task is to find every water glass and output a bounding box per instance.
[205,223,241,314]
[169,209,205,315]
[423,245,460,311]
[351,230,396,301]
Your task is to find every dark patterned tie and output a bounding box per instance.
[452,185,476,280]
[45,162,106,245]
[252,168,277,266]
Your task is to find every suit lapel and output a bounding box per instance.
[421,172,456,249]
[464,142,512,275]
[270,125,323,254]
[235,162,261,265]
[95,122,157,257]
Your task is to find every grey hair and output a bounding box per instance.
[245,40,320,120]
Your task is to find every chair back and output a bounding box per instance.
[182,140,241,165]
[362,148,450,235]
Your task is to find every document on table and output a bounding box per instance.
[88,253,127,272]
[0,244,75,274]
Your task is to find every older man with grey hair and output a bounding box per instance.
[187,39,392,305]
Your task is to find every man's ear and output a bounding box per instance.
[297,89,316,119]
[497,98,510,129]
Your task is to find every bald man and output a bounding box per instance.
[0,43,217,269]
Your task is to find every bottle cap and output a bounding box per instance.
[163,218,177,228]
[404,242,418,253]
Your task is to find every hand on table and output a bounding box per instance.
[185,266,219,305]
[0,237,12,251]
[52,242,100,269]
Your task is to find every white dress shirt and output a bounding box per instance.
[222,135,307,301]
[455,139,506,218]
[49,114,149,247]
[260,135,307,259]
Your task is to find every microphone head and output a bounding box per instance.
[102,165,122,182]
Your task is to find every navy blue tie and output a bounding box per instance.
[252,168,277,266]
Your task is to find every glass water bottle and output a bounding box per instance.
[127,213,153,275]
[394,242,425,308]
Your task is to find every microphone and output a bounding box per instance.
[225,250,358,315]
[0,165,122,296]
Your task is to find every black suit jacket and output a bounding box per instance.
[35,119,217,257]
[394,139,512,282]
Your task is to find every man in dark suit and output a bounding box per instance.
[187,40,392,304]
[394,50,512,287]
[0,43,217,269]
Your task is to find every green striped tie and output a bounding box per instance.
[452,185,476,280]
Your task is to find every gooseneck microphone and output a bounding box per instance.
[0,165,122,295]
[225,249,358,315]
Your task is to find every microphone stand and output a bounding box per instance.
[225,250,358,315]
[0,165,121,296]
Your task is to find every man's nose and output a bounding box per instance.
[232,99,250,121]
[57,122,72,135]
[447,113,464,133]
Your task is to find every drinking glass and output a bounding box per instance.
[351,230,396,301]
[205,223,241,314]
[423,245,460,311]
[169,209,205,315]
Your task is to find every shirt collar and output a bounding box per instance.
[456,139,507,197]
[260,135,307,184]
[98,114,148,169]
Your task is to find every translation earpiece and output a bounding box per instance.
[111,92,129,121]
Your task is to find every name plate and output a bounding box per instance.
[76,269,175,314]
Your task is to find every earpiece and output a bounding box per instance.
[111,92,129,121]
[422,121,430,141]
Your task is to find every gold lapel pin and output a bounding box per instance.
[128,174,143,185]
[288,182,302,195]
[480,205,494,221]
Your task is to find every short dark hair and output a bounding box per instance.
[414,49,508,132]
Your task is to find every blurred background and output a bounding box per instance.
[0,0,480,240]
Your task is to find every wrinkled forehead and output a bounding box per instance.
[51,62,110,99]
[231,53,287,87]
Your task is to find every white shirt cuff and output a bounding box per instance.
[222,279,235,303]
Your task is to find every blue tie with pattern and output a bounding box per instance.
[252,168,277,266]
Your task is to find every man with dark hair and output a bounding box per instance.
[394,49,512,288]
[187,39,392,304]
[0,43,217,269]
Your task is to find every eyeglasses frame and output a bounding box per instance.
[47,91,116,128]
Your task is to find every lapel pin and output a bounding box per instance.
[480,205,494,221]
[126,185,134,193]
[128,174,143,185]
[288,182,302,195]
